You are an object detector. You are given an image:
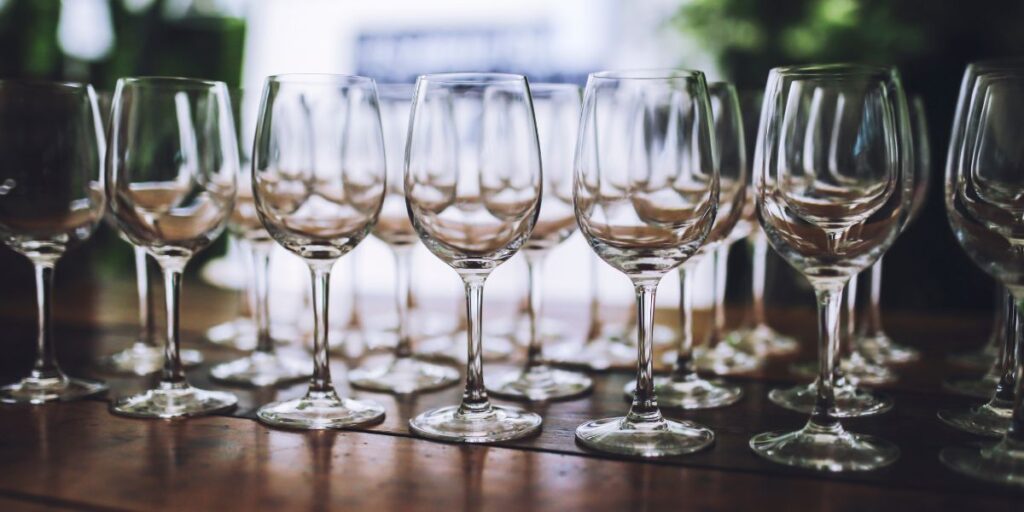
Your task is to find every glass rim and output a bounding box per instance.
[771,63,894,79]
[117,76,227,91]
[0,79,93,93]
[265,73,376,87]
[589,69,705,81]
[417,72,527,85]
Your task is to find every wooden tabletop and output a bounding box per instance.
[0,277,1020,511]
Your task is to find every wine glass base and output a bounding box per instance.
[546,338,636,371]
[417,332,515,363]
[110,385,237,419]
[209,351,311,387]
[856,332,920,364]
[487,366,593,402]
[207,319,303,352]
[940,440,1024,487]
[735,324,800,356]
[693,343,762,375]
[937,403,1012,437]
[943,374,998,399]
[575,416,715,457]
[769,380,893,418]
[750,423,899,472]
[624,376,742,409]
[409,404,542,443]
[349,356,460,395]
[257,391,385,430]
[102,343,203,376]
[789,358,896,386]
[0,375,107,404]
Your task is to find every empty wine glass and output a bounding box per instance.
[574,69,719,457]
[107,77,239,418]
[347,83,459,394]
[851,99,930,365]
[405,73,543,442]
[943,60,1024,400]
[941,69,1024,485]
[626,81,746,409]
[208,88,311,387]
[97,90,204,375]
[749,64,912,471]
[486,83,593,402]
[252,74,387,429]
[690,82,760,376]
[0,80,107,403]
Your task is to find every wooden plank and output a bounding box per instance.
[0,402,1016,512]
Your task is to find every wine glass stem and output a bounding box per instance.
[392,246,413,359]
[161,266,187,387]
[994,291,1019,404]
[859,257,885,337]
[346,255,362,330]
[133,246,156,348]
[585,257,602,343]
[750,229,768,327]
[710,244,730,344]
[524,250,545,370]
[308,264,335,394]
[671,262,697,381]
[30,262,61,379]
[459,273,491,415]
[251,241,274,354]
[628,278,661,421]
[810,284,843,429]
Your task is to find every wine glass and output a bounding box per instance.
[0,80,107,403]
[574,69,719,456]
[347,83,460,394]
[728,91,801,357]
[97,90,204,375]
[208,89,311,387]
[689,82,761,376]
[851,96,930,364]
[941,66,1024,486]
[107,77,239,418]
[251,73,387,429]
[626,81,746,409]
[943,60,1024,399]
[749,64,912,471]
[486,83,594,401]
[405,72,543,442]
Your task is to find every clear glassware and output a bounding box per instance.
[107,77,239,418]
[574,69,719,457]
[251,73,387,429]
[939,290,1016,437]
[626,81,747,409]
[748,64,912,472]
[347,83,459,394]
[944,288,1007,398]
[690,82,761,376]
[97,90,204,375]
[404,72,544,442]
[0,80,108,403]
[941,66,1024,486]
[486,83,593,402]
[851,96,931,365]
[208,88,311,387]
[727,90,800,357]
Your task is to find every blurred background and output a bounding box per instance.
[2,0,1024,329]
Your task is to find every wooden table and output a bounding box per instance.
[0,277,1020,511]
